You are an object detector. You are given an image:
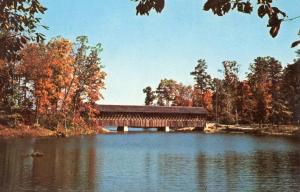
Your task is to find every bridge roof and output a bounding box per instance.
[97,105,207,115]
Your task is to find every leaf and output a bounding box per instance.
[272,7,286,17]
[257,5,268,18]
[223,3,231,14]
[291,40,300,48]
[237,3,244,12]
[244,2,253,14]
[20,36,27,44]
[154,0,164,13]
[269,24,280,38]
[203,1,211,11]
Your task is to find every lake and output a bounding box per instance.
[0,132,300,192]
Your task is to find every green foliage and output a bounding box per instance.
[143,80,194,107]
[190,59,212,107]
[155,79,178,106]
[190,59,211,92]
[143,86,156,105]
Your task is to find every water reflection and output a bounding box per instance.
[0,137,100,191]
[0,134,299,192]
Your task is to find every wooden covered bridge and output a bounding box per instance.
[96,105,208,132]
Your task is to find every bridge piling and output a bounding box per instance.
[157,126,170,132]
[117,126,128,132]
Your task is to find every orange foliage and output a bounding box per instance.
[202,90,213,112]
[18,37,106,128]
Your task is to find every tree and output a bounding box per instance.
[0,0,47,61]
[282,60,300,123]
[211,78,225,123]
[145,79,194,107]
[2,36,107,129]
[20,38,75,125]
[155,79,178,106]
[236,80,256,123]
[173,84,193,107]
[0,58,21,112]
[133,0,299,47]
[222,61,240,124]
[69,36,106,127]
[248,56,291,125]
[143,86,156,105]
[190,59,212,107]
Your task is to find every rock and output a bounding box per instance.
[101,128,110,133]
[175,127,196,132]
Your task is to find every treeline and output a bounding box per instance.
[0,36,106,129]
[143,55,300,125]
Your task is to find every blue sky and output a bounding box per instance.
[40,0,300,105]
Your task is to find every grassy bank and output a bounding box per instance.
[0,124,108,138]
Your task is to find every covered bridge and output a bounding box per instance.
[96,105,208,132]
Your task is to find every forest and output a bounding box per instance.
[0,36,106,130]
[143,54,300,126]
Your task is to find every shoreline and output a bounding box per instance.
[0,124,299,138]
[204,123,300,137]
[0,125,109,138]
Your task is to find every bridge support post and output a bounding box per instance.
[117,126,128,132]
[158,126,170,132]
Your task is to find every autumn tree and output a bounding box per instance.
[1,36,106,129]
[20,42,49,122]
[248,56,291,125]
[173,84,193,107]
[20,38,75,125]
[236,80,256,123]
[69,36,106,127]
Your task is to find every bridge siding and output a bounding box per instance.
[98,112,206,128]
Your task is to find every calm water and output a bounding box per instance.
[0,132,300,192]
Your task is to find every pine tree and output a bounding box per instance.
[190,59,211,107]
